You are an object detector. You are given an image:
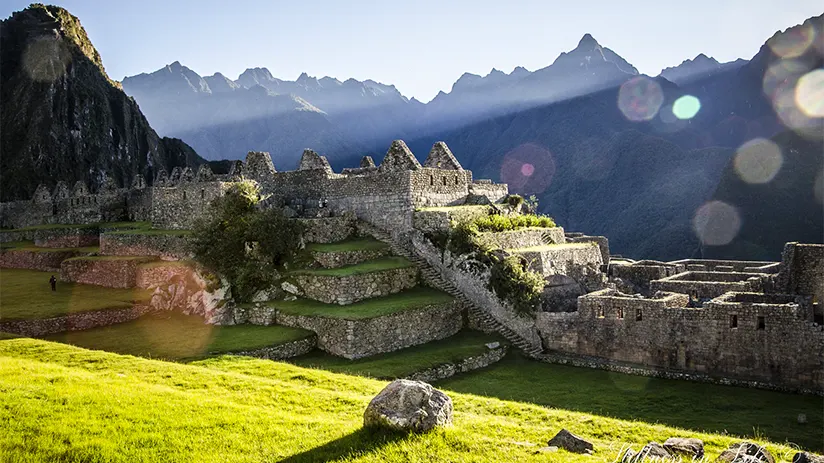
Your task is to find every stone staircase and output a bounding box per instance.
[360,223,543,357]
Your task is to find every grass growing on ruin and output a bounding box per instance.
[0,338,810,462]
[0,240,99,253]
[0,269,151,320]
[293,256,414,277]
[268,287,453,319]
[290,330,505,379]
[440,354,824,452]
[508,242,596,252]
[1,221,150,233]
[45,312,312,360]
[306,238,389,253]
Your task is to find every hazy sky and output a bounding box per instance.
[2,0,821,101]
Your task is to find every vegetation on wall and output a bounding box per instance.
[190,180,303,302]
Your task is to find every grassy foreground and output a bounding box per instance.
[45,312,312,360]
[0,338,811,462]
[0,269,152,320]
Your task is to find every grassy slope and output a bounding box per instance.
[268,286,453,319]
[0,338,811,462]
[290,330,505,379]
[0,269,152,320]
[45,312,312,360]
[292,256,414,277]
[307,238,389,253]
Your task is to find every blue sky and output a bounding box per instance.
[2,0,821,101]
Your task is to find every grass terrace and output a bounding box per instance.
[0,269,152,320]
[0,240,99,253]
[45,312,312,360]
[415,204,492,213]
[290,330,505,379]
[292,256,414,277]
[0,221,150,233]
[266,286,453,320]
[306,238,389,253]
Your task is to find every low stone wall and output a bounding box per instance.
[231,304,278,326]
[311,247,389,269]
[517,243,606,292]
[276,301,464,359]
[611,262,684,294]
[469,182,508,203]
[476,227,564,250]
[60,257,156,288]
[228,336,317,360]
[0,229,29,243]
[293,266,418,305]
[412,206,491,233]
[670,259,778,273]
[566,234,610,264]
[0,249,80,271]
[136,263,195,289]
[650,271,764,299]
[297,215,357,243]
[406,344,508,382]
[33,227,99,248]
[100,232,190,258]
[0,304,155,337]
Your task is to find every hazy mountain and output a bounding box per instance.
[659,54,747,85]
[0,5,202,201]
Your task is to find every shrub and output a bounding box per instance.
[505,194,524,208]
[488,254,545,314]
[472,213,556,233]
[190,181,303,302]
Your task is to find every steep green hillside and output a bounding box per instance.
[0,338,814,462]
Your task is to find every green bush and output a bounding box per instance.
[190,181,303,302]
[505,194,524,207]
[488,254,545,314]
[472,213,556,232]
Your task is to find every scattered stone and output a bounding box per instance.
[663,437,704,458]
[363,379,452,433]
[281,281,301,295]
[715,442,775,463]
[485,342,500,349]
[794,452,824,463]
[547,429,594,454]
[637,442,671,460]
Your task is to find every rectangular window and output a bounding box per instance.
[730,314,738,328]
[636,309,643,321]
[442,177,447,186]
[617,308,624,319]
[757,316,766,330]
[596,306,605,318]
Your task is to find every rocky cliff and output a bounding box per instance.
[0,4,203,201]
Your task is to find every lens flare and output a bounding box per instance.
[767,22,816,58]
[762,60,809,100]
[763,60,819,136]
[672,95,701,120]
[618,77,664,122]
[693,201,741,246]
[734,138,783,184]
[500,143,555,195]
[795,69,824,118]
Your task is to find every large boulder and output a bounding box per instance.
[639,442,672,459]
[716,442,775,463]
[363,380,453,433]
[794,452,824,463]
[664,437,704,458]
[547,429,594,454]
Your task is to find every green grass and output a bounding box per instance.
[45,312,312,360]
[439,354,824,452]
[0,221,150,233]
[99,221,151,230]
[137,259,193,269]
[0,269,152,321]
[0,240,99,253]
[267,286,453,320]
[292,256,414,277]
[0,338,813,462]
[62,255,156,262]
[291,330,505,379]
[306,238,389,253]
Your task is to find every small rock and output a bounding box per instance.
[663,437,704,458]
[637,442,671,460]
[485,342,500,349]
[794,452,824,463]
[547,428,593,454]
[797,413,807,424]
[363,379,452,433]
[716,442,775,463]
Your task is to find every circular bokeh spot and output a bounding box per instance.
[693,201,741,246]
[672,95,701,120]
[734,138,783,184]
[618,76,664,122]
[795,69,824,118]
[768,22,816,58]
[500,143,556,195]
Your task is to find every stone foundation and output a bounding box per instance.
[60,257,156,288]
[276,301,464,359]
[517,243,606,292]
[100,232,190,258]
[228,336,317,360]
[0,304,155,337]
[136,263,195,289]
[0,249,81,271]
[293,265,419,305]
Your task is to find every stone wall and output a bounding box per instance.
[650,271,765,299]
[536,288,824,392]
[228,336,317,360]
[518,242,606,292]
[0,249,81,271]
[136,263,195,289]
[0,304,155,337]
[565,233,610,265]
[611,261,684,294]
[297,215,357,244]
[409,169,472,208]
[469,181,508,204]
[60,257,155,288]
[100,232,191,258]
[412,205,492,233]
[670,259,779,273]
[778,242,824,306]
[406,344,508,382]
[311,247,389,269]
[32,226,99,248]
[275,301,464,359]
[476,227,564,250]
[292,266,419,305]
[150,182,230,229]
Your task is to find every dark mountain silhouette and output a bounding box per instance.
[0,5,203,201]
[659,54,747,85]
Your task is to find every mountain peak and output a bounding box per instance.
[577,33,600,49]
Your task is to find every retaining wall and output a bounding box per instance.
[0,249,81,271]
[0,304,156,337]
[406,344,508,382]
[293,266,418,305]
[228,336,317,360]
[100,232,190,258]
[60,257,156,288]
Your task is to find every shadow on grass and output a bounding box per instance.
[278,427,409,462]
[439,354,824,452]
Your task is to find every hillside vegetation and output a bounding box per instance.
[0,338,815,462]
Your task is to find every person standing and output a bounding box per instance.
[49,275,56,292]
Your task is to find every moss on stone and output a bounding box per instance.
[267,287,453,320]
